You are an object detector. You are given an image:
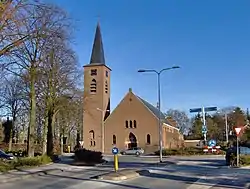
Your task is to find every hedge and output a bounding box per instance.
[155,147,225,156]
[240,155,250,166]
[74,148,103,164]
[0,155,52,172]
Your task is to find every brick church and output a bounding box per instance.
[82,23,183,154]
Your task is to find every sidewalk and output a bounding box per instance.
[0,163,62,184]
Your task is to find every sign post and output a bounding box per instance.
[112,147,119,172]
[190,106,217,143]
[235,127,242,167]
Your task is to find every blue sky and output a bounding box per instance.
[46,0,250,114]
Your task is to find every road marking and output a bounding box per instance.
[186,176,218,189]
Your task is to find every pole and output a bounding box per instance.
[236,135,239,167]
[101,110,105,153]
[225,113,228,144]
[114,154,119,172]
[157,72,163,163]
[202,107,207,142]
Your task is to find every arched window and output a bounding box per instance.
[125,121,128,128]
[146,134,151,144]
[90,79,97,93]
[105,80,108,93]
[113,135,116,145]
[133,120,137,128]
[129,120,133,128]
[89,130,95,139]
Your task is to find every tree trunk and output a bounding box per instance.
[42,116,48,155]
[47,109,56,156]
[60,133,63,155]
[27,68,36,157]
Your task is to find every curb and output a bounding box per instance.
[91,169,146,181]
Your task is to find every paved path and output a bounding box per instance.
[2,155,250,189]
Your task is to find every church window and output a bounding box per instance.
[112,135,116,145]
[105,81,108,93]
[89,130,95,146]
[125,121,128,128]
[90,79,97,93]
[133,120,137,128]
[146,134,151,144]
[129,120,133,128]
[106,70,108,77]
[91,69,97,76]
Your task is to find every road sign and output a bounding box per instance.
[208,139,216,147]
[204,107,217,112]
[235,127,242,136]
[112,147,119,155]
[190,108,202,113]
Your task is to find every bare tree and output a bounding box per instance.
[0,76,26,150]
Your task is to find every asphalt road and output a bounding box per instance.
[2,155,250,189]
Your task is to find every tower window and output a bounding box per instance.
[133,120,137,128]
[113,135,116,145]
[125,121,128,128]
[91,69,97,76]
[105,80,108,93]
[90,79,97,93]
[89,130,95,146]
[146,134,151,144]
[106,70,108,77]
[129,120,133,128]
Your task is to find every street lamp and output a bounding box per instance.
[97,108,110,153]
[138,66,180,162]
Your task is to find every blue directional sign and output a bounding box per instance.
[204,107,217,112]
[112,147,119,155]
[208,139,216,147]
[190,108,202,113]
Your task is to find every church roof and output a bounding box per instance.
[89,22,105,65]
[136,96,172,126]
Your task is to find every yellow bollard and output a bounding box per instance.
[114,154,119,172]
[68,146,70,153]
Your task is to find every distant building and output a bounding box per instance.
[82,22,183,154]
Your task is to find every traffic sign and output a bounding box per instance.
[204,107,217,112]
[235,127,242,136]
[190,108,202,113]
[208,139,216,147]
[112,147,119,155]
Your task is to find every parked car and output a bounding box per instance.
[0,149,14,160]
[120,147,144,156]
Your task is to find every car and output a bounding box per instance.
[120,147,144,156]
[0,149,14,160]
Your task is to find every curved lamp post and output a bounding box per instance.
[138,66,180,162]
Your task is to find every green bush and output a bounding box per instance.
[155,147,225,156]
[0,155,52,172]
[240,155,250,165]
[74,148,103,163]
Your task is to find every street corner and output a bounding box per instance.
[90,168,148,181]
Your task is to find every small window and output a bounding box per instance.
[106,70,108,77]
[93,141,96,146]
[90,79,97,93]
[91,69,97,76]
[105,81,108,93]
[125,120,128,128]
[133,120,137,128]
[89,130,95,139]
[113,135,116,145]
[146,134,151,144]
[129,120,133,128]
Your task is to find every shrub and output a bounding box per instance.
[14,155,52,167]
[240,155,250,166]
[74,148,103,163]
[154,147,225,156]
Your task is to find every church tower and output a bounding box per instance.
[83,23,111,152]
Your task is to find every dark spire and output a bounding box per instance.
[89,22,105,64]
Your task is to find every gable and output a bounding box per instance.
[104,91,155,124]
